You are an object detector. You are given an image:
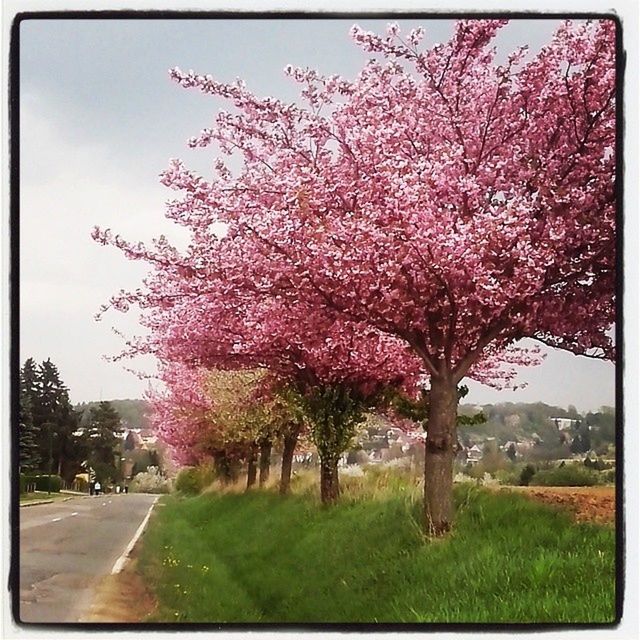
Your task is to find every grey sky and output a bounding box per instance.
[19,17,616,410]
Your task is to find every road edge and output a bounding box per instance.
[110,496,159,574]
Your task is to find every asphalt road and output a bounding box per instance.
[18,493,158,624]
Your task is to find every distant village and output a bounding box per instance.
[71,400,615,489]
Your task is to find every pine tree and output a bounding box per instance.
[86,401,123,483]
[36,359,75,477]
[18,366,40,472]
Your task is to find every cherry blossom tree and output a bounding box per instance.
[149,363,267,484]
[95,18,615,533]
[147,363,214,469]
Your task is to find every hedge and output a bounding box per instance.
[20,474,62,493]
[174,465,215,495]
[529,465,599,487]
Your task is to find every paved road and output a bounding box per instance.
[19,493,158,623]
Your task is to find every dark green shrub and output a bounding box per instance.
[530,464,599,487]
[600,468,616,484]
[519,464,536,486]
[494,468,520,486]
[584,457,612,471]
[21,474,62,492]
[174,468,200,495]
[174,464,215,495]
[37,474,62,492]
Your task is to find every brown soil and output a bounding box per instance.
[80,553,156,623]
[502,485,616,525]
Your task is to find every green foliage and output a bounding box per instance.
[20,474,62,493]
[386,384,485,428]
[174,468,201,495]
[91,460,118,484]
[458,401,604,448]
[585,408,615,446]
[476,440,509,475]
[570,421,591,454]
[530,464,600,487]
[84,401,123,483]
[302,384,369,463]
[20,358,86,482]
[493,467,520,486]
[19,364,40,472]
[77,398,151,431]
[600,468,616,484]
[385,387,430,424]
[584,456,613,471]
[139,488,615,623]
[519,464,537,486]
[174,464,216,496]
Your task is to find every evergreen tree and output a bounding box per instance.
[85,401,123,483]
[570,420,592,455]
[19,358,86,482]
[18,368,40,472]
[36,359,81,479]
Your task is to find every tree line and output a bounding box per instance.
[18,358,124,485]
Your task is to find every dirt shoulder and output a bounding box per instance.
[80,549,156,622]
[501,485,615,525]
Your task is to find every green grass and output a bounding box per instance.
[19,491,66,503]
[138,485,615,623]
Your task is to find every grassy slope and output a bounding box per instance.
[138,486,615,623]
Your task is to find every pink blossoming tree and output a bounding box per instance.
[96,18,615,534]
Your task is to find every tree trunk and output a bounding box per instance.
[258,438,271,487]
[424,377,458,536]
[213,451,234,486]
[320,456,340,505]
[246,444,257,490]
[279,426,300,496]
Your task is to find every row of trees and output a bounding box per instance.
[95,20,616,535]
[18,358,123,485]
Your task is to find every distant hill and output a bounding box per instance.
[458,401,615,445]
[75,399,152,431]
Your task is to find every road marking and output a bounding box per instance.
[111,497,159,575]
[102,502,106,506]
[71,512,78,516]
[51,517,61,522]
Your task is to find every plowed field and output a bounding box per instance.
[503,485,615,525]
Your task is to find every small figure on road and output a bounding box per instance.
[94,481,101,496]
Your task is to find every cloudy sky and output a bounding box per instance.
[19,16,616,410]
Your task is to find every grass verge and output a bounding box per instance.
[19,491,67,504]
[138,486,615,623]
